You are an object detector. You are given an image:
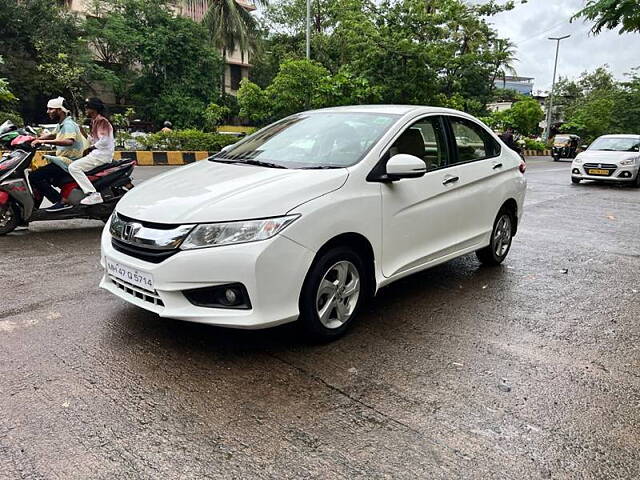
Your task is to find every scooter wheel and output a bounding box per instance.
[0,202,20,235]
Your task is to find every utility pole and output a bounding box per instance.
[542,35,570,142]
[306,0,311,59]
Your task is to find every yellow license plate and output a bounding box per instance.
[588,169,609,175]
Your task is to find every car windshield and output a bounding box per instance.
[589,137,640,152]
[211,112,400,168]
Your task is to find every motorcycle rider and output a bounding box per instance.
[68,97,115,206]
[30,97,88,211]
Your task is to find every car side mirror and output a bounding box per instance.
[385,154,427,181]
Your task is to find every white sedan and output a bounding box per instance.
[100,105,526,340]
[571,134,640,187]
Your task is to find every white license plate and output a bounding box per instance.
[106,257,155,292]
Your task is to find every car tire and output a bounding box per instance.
[476,208,514,266]
[0,201,20,236]
[571,177,581,184]
[552,156,559,162]
[299,246,368,341]
[632,172,640,188]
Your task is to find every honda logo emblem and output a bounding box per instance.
[122,222,141,242]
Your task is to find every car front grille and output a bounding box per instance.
[583,163,617,176]
[109,276,165,307]
[111,238,178,264]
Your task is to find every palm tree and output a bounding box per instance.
[490,39,518,94]
[203,0,263,54]
[186,0,267,92]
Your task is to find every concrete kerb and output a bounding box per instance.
[0,150,214,168]
[5,149,549,166]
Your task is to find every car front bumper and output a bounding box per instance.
[571,164,639,182]
[99,225,316,329]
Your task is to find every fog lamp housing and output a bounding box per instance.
[183,283,252,309]
[572,168,581,175]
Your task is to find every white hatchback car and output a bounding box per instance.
[571,134,640,187]
[100,106,527,340]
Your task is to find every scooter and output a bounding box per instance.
[0,136,135,235]
[0,120,37,150]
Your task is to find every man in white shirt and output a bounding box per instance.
[68,97,115,205]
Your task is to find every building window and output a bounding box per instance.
[230,65,242,91]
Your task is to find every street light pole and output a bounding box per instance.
[543,34,570,142]
[306,0,311,59]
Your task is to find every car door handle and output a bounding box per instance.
[492,163,503,170]
[442,175,459,185]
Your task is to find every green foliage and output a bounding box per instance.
[138,129,239,151]
[0,0,89,120]
[111,108,136,129]
[203,103,231,131]
[485,97,544,136]
[238,59,382,125]
[238,79,272,124]
[0,57,16,107]
[523,138,546,151]
[0,111,24,127]
[256,0,517,116]
[85,0,224,128]
[553,67,639,142]
[573,0,640,34]
[507,98,545,136]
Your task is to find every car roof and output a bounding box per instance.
[597,134,640,139]
[308,105,465,116]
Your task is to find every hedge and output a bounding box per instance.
[138,129,240,152]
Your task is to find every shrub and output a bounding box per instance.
[138,129,239,151]
[0,111,24,127]
[523,138,547,151]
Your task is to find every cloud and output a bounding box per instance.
[480,0,640,91]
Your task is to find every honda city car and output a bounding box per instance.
[571,134,640,186]
[100,105,527,340]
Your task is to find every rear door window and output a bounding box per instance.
[448,117,500,164]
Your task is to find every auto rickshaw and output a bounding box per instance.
[552,134,581,161]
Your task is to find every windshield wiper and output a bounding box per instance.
[298,165,342,169]
[239,159,288,169]
[210,157,287,169]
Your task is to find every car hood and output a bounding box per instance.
[578,151,637,163]
[117,160,349,224]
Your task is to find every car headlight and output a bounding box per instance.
[181,215,299,250]
[573,156,583,164]
[619,157,638,166]
[109,211,125,237]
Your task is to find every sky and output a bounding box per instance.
[478,0,640,92]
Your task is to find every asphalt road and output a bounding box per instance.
[1,158,639,479]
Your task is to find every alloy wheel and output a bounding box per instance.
[493,214,512,257]
[315,260,361,329]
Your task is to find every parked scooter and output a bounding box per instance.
[0,136,135,235]
[0,120,38,149]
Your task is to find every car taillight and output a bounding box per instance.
[519,161,526,174]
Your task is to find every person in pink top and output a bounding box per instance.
[68,97,115,205]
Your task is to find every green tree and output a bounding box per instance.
[554,67,622,141]
[573,0,640,34]
[0,56,16,106]
[0,0,90,122]
[193,0,266,93]
[485,97,544,136]
[85,0,224,127]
